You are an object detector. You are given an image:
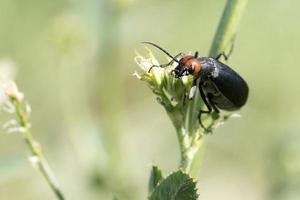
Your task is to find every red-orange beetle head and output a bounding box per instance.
[173,56,202,78]
[142,42,201,78]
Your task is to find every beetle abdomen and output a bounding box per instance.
[204,60,249,110]
[202,80,239,111]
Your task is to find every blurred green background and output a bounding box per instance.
[0,0,300,199]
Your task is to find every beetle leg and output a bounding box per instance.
[148,53,184,73]
[199,84,212,113]
[207,94,220,113]
[215,35,235,61]
[198,85,213,130]
[215,52,228,61]
[148,65,159,73]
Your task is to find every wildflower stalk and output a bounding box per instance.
[179,0,248,176]
[135,0,248,178]
[11,96,65,200]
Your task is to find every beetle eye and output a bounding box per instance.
[188,64,195,73]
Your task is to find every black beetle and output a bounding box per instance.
[143,42,249,129]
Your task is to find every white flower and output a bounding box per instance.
[0,59,23,104]
[134,49,167,86]
[0,81,24,102]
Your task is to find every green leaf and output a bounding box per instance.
[149,170,198,200]
[148,166,164,193]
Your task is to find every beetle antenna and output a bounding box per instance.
[142,42,180,63]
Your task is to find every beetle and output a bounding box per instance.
[143,42,249,129]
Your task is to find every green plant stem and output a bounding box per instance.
[14,100,65,200]
[209,0,248,58]
[179,0,248,176]
[177,129,203,174]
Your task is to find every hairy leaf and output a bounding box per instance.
[149,170,198,200]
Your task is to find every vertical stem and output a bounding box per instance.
[177,128,190,171]
[14,100,65,200]
[209,0,248,58]
[179,0,248,176]
[188,139,206,177]
[178,128,205,177]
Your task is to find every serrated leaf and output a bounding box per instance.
[148,166,164,193]
[149,170,198,200]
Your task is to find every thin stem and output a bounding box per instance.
[209,0,248,58]
[176,128,190,169]
[14,100,65,200]
[180,0,248,176]
[178,130,204,174]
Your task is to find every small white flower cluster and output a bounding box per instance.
[134,48,165,85]
[0,59,22,104]
[0,59,30,134]
[134,49,192,111]
[0,80,24,103]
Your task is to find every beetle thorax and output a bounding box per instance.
[174,56,202,78]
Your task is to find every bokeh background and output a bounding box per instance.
[0,0,299,199]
